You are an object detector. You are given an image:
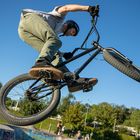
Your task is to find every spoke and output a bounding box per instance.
[31,83,47,91]
[34,91,53,100]
[5,78,55,118]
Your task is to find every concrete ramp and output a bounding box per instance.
[0,124,56,140]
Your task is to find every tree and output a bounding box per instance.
[113,105,131,124]
[6,97,17,107]
[91,102,116,128]
[124,110,140,132]
[62,102,84,130]
[19,98,45,116]
[83,103,93,125]
[57,94,75,115]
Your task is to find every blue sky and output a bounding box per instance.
[0,0,140,108]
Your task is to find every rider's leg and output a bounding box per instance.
[51,52,98,92]
[18,13,63,79]
[52,52,70,72]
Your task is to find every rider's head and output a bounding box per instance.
[62,20,80,36]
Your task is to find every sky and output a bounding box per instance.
[0,0,140,109]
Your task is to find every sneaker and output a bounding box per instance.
[29,58,64,80]
[68,78,98,92]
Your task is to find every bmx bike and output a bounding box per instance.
[0,5,140,126]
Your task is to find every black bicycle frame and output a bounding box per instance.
[56,43,103,78]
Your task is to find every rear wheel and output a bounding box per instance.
[103,49,140,82]
[0,73,61,126]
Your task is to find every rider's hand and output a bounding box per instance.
[88,6,95,16]
[63,52,73,60]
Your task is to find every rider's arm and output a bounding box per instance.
[57,4,90,14]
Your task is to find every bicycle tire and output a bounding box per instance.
[103,49,140,82]
[0,73,61,126]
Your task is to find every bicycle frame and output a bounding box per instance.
[57,42,103,78]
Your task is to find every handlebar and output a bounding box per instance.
[91,5,99,20]
[91,5,100,43]
[71,5,100,55]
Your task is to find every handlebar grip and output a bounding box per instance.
[93,5,99,18]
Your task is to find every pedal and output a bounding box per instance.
[39,70,53,79]
[64,72,76,81]
[83,83,93,92]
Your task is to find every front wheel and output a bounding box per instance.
[103,49,140,82]
[0,73,61,126]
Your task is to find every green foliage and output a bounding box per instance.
[62,102,84,130]
[113,105,131,124]
[124,110,140,132]
[19,98,45,116]
[59,98,136,137]
[5,97,18,108]
[91,128,121,140]
[57,94,75,115]
[91,103,116,128]
[82,125,94,135]
[120,134,136,140]
[130,110,140,130]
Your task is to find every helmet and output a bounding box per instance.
[63,20,80,36]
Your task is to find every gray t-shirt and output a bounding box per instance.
[22,6,66,35]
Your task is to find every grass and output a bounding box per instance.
[34,118,59,133]
[120,134,136,140]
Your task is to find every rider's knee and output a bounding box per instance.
[48,37,62,48]
[54,38,62,48]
